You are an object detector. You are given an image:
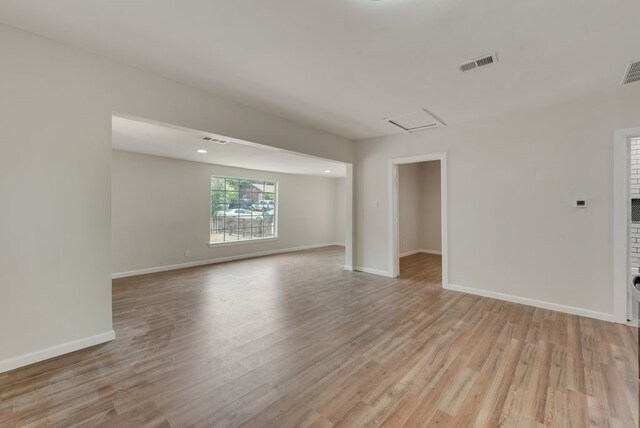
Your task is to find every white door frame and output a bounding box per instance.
[613,127,640,323]
[389,152,448,285]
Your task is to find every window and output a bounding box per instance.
[210,176,277,244]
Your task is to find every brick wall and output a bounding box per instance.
[631,139,640,271]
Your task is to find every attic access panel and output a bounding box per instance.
[386,109,445,132]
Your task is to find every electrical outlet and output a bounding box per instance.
[184,250,190,257]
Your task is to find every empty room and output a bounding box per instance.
[397,160,443,282]
[1,1,639,427]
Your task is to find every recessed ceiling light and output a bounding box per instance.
[196,149,208,154]
[324,170,331,173]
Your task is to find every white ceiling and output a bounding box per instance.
[112,116,347,177]
[1,1,639,140]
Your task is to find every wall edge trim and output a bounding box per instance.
[0,330,116,374]
[353,266,395,278]
[445,283,616,323]
[112,242,345,279]
[399,249,442,257]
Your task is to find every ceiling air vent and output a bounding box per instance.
[459,53,497,72]
[202,136,229,144]
[459,61,476,72]
[622,60,640,85]
[385,109,445,132]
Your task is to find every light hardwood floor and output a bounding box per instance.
[1,247,637,427]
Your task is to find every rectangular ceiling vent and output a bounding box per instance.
[202,136,229,144]
[622,60,640,85]
[459,53,497,72]
[385,109,445,133]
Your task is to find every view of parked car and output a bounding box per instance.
[220,208,275,223]
[252,199,274,211]
[223,208,254,218]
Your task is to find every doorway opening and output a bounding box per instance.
[614,127,640,324]
[627,137,640,323]
[111,113,354,278]
[389,153,448,285]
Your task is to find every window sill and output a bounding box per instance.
[208,237,279,248]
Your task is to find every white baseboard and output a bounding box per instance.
[420,249,442,255]
[399,249,421,257]
[112,242,345,279]
[400,249,442,257]
[344,265,353,271]
[353,266,395,278]
[400,248,442,258]
[444,283,615,323]
[0,330,115,374]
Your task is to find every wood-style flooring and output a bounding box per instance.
[1,247,638,427]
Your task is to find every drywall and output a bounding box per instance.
[420,161,441,252]
[398,161,441,256]
[355,85,640,320]
[398,163,422,254]
[0,23,352,371]
[112,150,344,274]
[333,178,346,244]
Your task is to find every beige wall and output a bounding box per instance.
[398,163,422,254]
[0,23,352,370]
[398,162,441,255]
[420,161,441,252]
[333,178,346,244]
[112,150,344,274]
[355,85,640,320]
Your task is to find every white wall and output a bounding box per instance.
[420,161,441,252]
[112,150,344,274]
[0,23,353,371]
[355,85,640,321]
